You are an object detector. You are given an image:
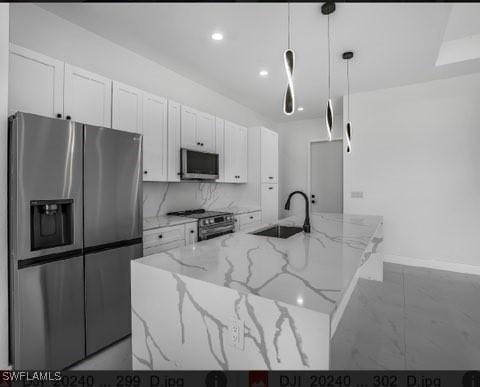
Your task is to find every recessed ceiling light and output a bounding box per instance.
[259,70,269,77]
[297,107,304,111]
[211,32,223,41]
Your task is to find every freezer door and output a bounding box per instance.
[14,256,85,369]
[85,243,142,355]
[84,126,142,247]
[9,112,83,261]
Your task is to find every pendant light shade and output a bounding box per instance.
[283,2,295,115]
[343,51,354,153]
[284,49,295,115]
[326,99,333,141]
[322,2,335,140]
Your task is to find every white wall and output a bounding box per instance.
[0,3,9,369]
[277,117,343,218]
[344,73,480,267]
[9,4,275,217]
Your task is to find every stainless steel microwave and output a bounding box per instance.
[180,148,219,180]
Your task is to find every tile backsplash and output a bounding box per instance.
[143,182,256,217]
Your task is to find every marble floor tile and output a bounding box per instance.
[332,264,480,370]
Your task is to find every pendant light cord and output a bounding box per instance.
[327,14,331,99]
[347,59,350,121]
[287,2,291,49]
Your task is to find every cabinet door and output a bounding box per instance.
[180,105,198,150]
[237,125,248,183]
[261,127,278,183]
[197,112,216,152]
[8,44,64,118]
[112,81,143,133]
[143,92,167,181]
[64,64,112,127]
[185,222,197,245]
[167,100,181,182]
[224,120,237,183]
[261,184,278,224]
[215,118,225,182]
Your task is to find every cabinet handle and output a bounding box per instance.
[56,113,62,118]
[268,176,273,179]
[249,216,253,219]
[66,115,71,120]
[268,187,273,190]
[311,194,315,198]
[312,200,316,203]
[197,142,200,145]
[190,230,194,233]
[158,234,163,239]
[144,171,148,174]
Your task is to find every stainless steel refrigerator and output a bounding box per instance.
[8,112,142,369]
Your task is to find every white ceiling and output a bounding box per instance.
[37,3,480,123]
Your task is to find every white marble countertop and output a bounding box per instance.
[212,206,261,215]
[136,212,382,315]
[143,215,197,231]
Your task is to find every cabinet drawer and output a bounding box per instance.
[143,224,185,249]
[143,240,186,257]
[238,211,262,227]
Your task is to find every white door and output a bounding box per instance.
[64,64,112,127]
[111,81,142,133]
[310,140,343,212]
[167,100,181,182]
[8,44,64,118]
[261,128,278,184]
[180,105,198,150]
[224,120,237,182]
[215,118,225,182]
[197,112,216,152]
[261,184,278,224]
[237,125,248,183]
[143,92,167,181]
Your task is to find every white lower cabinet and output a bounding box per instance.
[238,211,262,230]
[143,222,197,257]
[261,184,278,224]
[185,222,197,245]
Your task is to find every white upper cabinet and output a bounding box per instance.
[180,105,198,150]
[224,121,248,183]
[64,64,112,127]
[261,184,278,224]
[167,100,181,182]
[112,81,143,133]
[143,92,168,181]
[261,127,278,184]
[196,112,216,152]
[215,118,225,183]
[180,105,215,152]
[8,44,64,118]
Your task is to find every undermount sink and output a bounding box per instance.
[250,225,303,239]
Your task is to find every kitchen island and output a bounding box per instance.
[131,212,383,370]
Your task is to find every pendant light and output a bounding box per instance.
[343,51,354,153]
[322,2,335,140]
[283,2,295,115]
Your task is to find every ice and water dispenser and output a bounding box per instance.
[30,199,74,251]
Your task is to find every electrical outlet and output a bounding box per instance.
[229,317,244,350]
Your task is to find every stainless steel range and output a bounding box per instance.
[167,209,235,241]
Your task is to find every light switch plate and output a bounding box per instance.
[229,317,244,350]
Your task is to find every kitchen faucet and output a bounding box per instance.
[284,191,311,233]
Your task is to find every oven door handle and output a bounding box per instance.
[200,224,234,235]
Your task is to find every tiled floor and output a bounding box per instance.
[72,263,480,370]
[331,263,480,370]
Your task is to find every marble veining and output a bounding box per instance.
[143,215,197,231]
[136,213,383,316]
